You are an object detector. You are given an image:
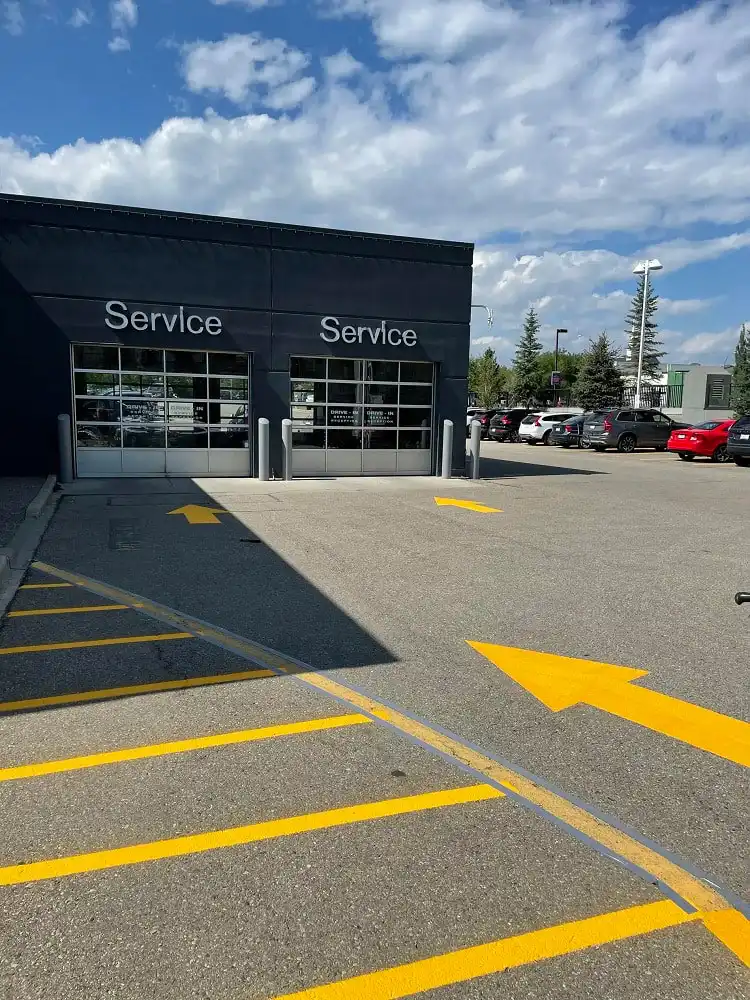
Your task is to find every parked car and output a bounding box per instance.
[519,408,584,445]
[727,414,750,466]
[466,408,500,439]
[582,407,689,452]
[548,414,586,448]
[666,419,735,462]
[488,407,530,443]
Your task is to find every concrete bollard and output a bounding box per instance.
[470,419,481,480]
[57,413,74,484]
[281,418,293,481]
[441,419,453,478]
[257,418,269,481]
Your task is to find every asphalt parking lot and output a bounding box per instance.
[0,444,748,999]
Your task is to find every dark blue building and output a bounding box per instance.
[0,194,473,479]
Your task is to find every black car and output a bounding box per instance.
[582,407,689,452]
[488,408,530,443]
[548,414,586,448]
[727,414,750,466]
[466,408,500,439]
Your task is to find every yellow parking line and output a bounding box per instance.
[0,632,192,655]
[0,783,501,886]
[19,583,74,590]
[0,668,275,714]
[8,604,134,617]
[0,714,372,782]
[270,900,698,999]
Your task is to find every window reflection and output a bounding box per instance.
[209,378,248,401]
[210,427,249,449]
[399,384,433,406]
[292,428,325,448]
[327,429,361,449]
[291,357,326,379]
[75,399,120,423]
[399,407,432,427]
[122,374,164,398]
[399,428,431,450]
[328,359,362,381]
[77,425,121,448]
[75,372,119,397]
[74,345,119,371]
[363,429,398,449]
[167,376,207,399]
[121,349,163,373]
[168,401,208,424]
[209,353,248,376]
[167,426,209,448]
[291,380,326,403]
[165,351,206,374]
[328,382,362,404]
[122,400,166,423]
[400,362,433,383]
[364,360,398,382]
[123,425,166,448]
[208,403,249,425]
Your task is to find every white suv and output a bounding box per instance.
[519,408,583,445]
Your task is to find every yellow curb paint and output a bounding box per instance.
[0,714,372,782]
[19,583,74,590]
[270,900,699,999]
[702,910,750,968]
[468,642,750,769]
[0,632,192,656]
[0,784,501,886]
[434,497,502,513]
[0,668,275,714]
[27,562,742,961]
[8,604,134,617]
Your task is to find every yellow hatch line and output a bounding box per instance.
[0,784,501,886]
[0,714,372,781]
[8,604,134,617]
[0,668,275,714]
[0,633,192,655]
[270,899,699,1000]
[29,561,750,968]
[19,582,73,590]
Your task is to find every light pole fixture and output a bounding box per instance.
[632,259,663,407]
[554,328,567,371]
[471,303,493,328]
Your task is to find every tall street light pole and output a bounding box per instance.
[471,303,493,328]
[632,259,663,407]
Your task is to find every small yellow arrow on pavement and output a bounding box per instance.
[167,504,228,525]
[434,497,502,513]
[468,642,750,768]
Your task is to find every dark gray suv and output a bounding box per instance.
[583,407,688,453]
[727,414,750,466]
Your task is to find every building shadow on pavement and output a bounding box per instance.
[478,456,606,479]
[0,478,398,715]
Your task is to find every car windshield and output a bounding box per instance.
[520,414,540,425]
[692,421,722,430]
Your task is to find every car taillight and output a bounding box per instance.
[534,417,541,427]
[481,415,489,424]
[603,418,612,432]
[564,424,573,432]
[501,416,512,425]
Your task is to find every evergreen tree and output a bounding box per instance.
[510,307,543,403]
[624,274,665,382]
[730,323,750,417]
[468,348,505,408]
[573,332,624,411]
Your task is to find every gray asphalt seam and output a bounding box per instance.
[30,560,748,920]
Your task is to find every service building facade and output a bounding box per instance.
[0,194,473,479]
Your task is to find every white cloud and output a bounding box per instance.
[109,0,136,50]
[69,6,92,27]
[669,327,743,360]
[182,33,312,107]
[2,1,24,34]
[211,0,274,7]
[322,49,362,79]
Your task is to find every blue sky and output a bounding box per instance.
[2,0,749,363]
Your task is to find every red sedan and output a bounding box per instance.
[667,419,735,462]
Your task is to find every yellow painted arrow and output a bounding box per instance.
[434,497,502,514]
[468,642,750,768]
[168,504,228,525]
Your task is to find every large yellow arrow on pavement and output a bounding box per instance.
[434,497,502,513]
[168,504,228,524]
[468,642,750,768]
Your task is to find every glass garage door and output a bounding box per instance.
[290,357,434,476]
[73,345,251,477]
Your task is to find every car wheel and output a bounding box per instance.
[542,430,552,445]
[734,456,750,467]
[509,430,519,443]
[617,434,636,454]
[712,444,730,463]
[678,452,694,461]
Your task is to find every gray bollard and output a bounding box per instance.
[57,413,74,484]
[257,418,269,481]
[441,419,453,478]
[470,419,481,480]
[281,418,293,481]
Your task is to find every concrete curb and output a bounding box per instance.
[0,476,60,620]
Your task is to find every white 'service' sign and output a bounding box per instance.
[320,315,417,348]
[105,300,222,336]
